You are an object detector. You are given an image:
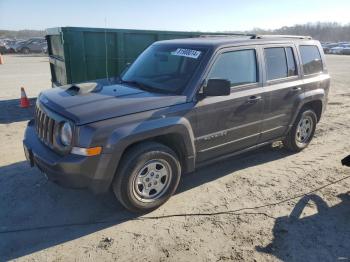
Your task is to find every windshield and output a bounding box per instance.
[121,45,207,94]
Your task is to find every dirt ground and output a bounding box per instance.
[1,54,350,262]
[0,54,51,101]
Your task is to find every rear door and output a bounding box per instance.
[259,45,302,142]
[194,46,264,162]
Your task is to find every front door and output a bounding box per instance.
[193,47,264,162]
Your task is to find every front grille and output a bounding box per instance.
[35,105,56,147]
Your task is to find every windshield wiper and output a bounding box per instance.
[119,79,158,93]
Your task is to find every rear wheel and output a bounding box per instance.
[113,142,181,213]
[283,109,317,152]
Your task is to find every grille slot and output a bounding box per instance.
[35,105,56,147]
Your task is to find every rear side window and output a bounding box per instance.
[208,49,257,87]
[265,47,298,80]
[265,48,288,80]
[300,45,323,75]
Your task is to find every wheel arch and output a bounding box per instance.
[292,89,325,124]
[300,100,323,122]
[118,132,194,175]
[100,117,196,191]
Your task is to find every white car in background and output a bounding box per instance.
[329,44,350,54]
[342,46,350,55]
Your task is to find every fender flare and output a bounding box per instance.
[287,88,325,133]
[99,116,196,189]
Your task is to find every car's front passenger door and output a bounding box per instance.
[194,47,264,162]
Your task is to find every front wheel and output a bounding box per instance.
[283,109,317,152]
[113,142,181,213]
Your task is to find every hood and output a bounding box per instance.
[39,82,187,125]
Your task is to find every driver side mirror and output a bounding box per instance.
[203,79,231,96]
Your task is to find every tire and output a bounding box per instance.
[283,109,317,152]
[113,142,181,213]
[21,47,30,54]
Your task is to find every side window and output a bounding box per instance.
[299,45,323,75]
[285,47,297,76]
[265,47,288,80]
[208,49,257,87]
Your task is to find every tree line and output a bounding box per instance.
[1,22,350,42]
[249,22,350,42]
[0,29,45,39]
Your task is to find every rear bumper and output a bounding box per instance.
[23,119,113,193]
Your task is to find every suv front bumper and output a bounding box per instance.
[23,120,112,193]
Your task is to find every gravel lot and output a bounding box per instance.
[0,54,51,101]
[1,54,350,261]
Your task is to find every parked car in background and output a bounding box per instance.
[329,43,350,54]
[338,42,350,45]
[5,39,25,53]
[0,38,12,46]
[342,46,350,55]
[0,39,17,53]
[0,42,7,54]
[14,38,47,54]
[322,43,338,54]
[9,40,26,53]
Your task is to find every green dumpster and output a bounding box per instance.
[46,27,223,86]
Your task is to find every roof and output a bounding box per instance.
[155,36,317,48]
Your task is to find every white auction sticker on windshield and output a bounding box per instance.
[171,48,201,59]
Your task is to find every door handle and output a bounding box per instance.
[246,95,262,104]
[291,86,302,92]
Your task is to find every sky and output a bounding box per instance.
[1,0,350,32]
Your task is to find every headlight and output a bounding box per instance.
[60,122,72,146]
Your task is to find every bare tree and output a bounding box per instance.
[250,22,350,42]
[1,22,350,42]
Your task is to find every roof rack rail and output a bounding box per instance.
[199,33,256,38]
[251,35,312,40]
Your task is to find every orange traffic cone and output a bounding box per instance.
[0,53,4,65]
[20,87,30,108]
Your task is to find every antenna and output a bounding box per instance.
[104,17,109,80]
